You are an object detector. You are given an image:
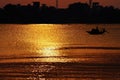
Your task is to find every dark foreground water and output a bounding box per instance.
[0,62,120,80]
[0,24,120,80]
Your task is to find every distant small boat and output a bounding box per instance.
[87,27,106,35]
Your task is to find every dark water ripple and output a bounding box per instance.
[56,46,120,50]
[0,62,120,80]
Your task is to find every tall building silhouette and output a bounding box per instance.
[89,0,92,8]
[56,0,58,8]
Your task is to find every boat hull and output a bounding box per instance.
[87,31,105,35]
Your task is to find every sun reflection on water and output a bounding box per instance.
[35,46,63,62]
[42,47,59,56]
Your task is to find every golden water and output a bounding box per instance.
[0,24,120,80]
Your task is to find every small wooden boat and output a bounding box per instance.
[87,27,106,35]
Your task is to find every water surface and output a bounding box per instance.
[0,24,120,80]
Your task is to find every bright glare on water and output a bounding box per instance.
[0,24,120,80]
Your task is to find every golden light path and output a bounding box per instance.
[30,24,65,62]
[42,47,59,56]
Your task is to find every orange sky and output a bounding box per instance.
[0,0,120,8]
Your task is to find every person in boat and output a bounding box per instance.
[102,28,106,32]
[91,27,99,32]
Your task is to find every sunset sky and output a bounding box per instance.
[0,0,120,8]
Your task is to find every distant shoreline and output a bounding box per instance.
[0,19,120,24]
[0,21,119,24]
[0,1,120,24]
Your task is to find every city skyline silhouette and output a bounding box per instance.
[0,1,120,23]
[0,0,120,8]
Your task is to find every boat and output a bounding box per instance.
[87,27,106,35]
